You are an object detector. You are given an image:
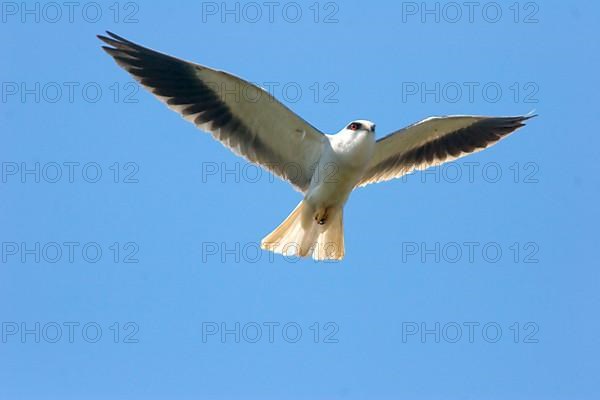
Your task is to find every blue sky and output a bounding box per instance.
[1,0,599,398]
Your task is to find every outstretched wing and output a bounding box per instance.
[98,31,325,193]
[357,115,534,187]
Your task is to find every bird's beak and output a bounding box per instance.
[370,125,376,133]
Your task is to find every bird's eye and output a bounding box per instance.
[348,123,361,131]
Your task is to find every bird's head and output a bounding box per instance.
[342,120,376,134]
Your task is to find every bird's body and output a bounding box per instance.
[308,122,376,213]
[98,31,535,261]
[264,121,376,260]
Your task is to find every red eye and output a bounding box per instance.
[349,123,360,131]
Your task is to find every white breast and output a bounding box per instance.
[305,130,375,208]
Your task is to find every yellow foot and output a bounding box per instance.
[314,208,329,225]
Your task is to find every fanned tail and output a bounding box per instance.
[261,201,345,260]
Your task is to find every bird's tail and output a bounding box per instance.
[261,201,345,260]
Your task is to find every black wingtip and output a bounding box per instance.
[506,114,537,126]
[523,113,538,121]
[97,31,134,46]
[106,31,136,44]
[105,31,121,40]
[519,114,537,128]
[97,32,114,46]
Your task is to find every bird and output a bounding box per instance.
[97,31,535,261]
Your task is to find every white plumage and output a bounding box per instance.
[99,32,535,260]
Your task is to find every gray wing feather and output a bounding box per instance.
[358,115,535,187]
[98,31,324,192]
